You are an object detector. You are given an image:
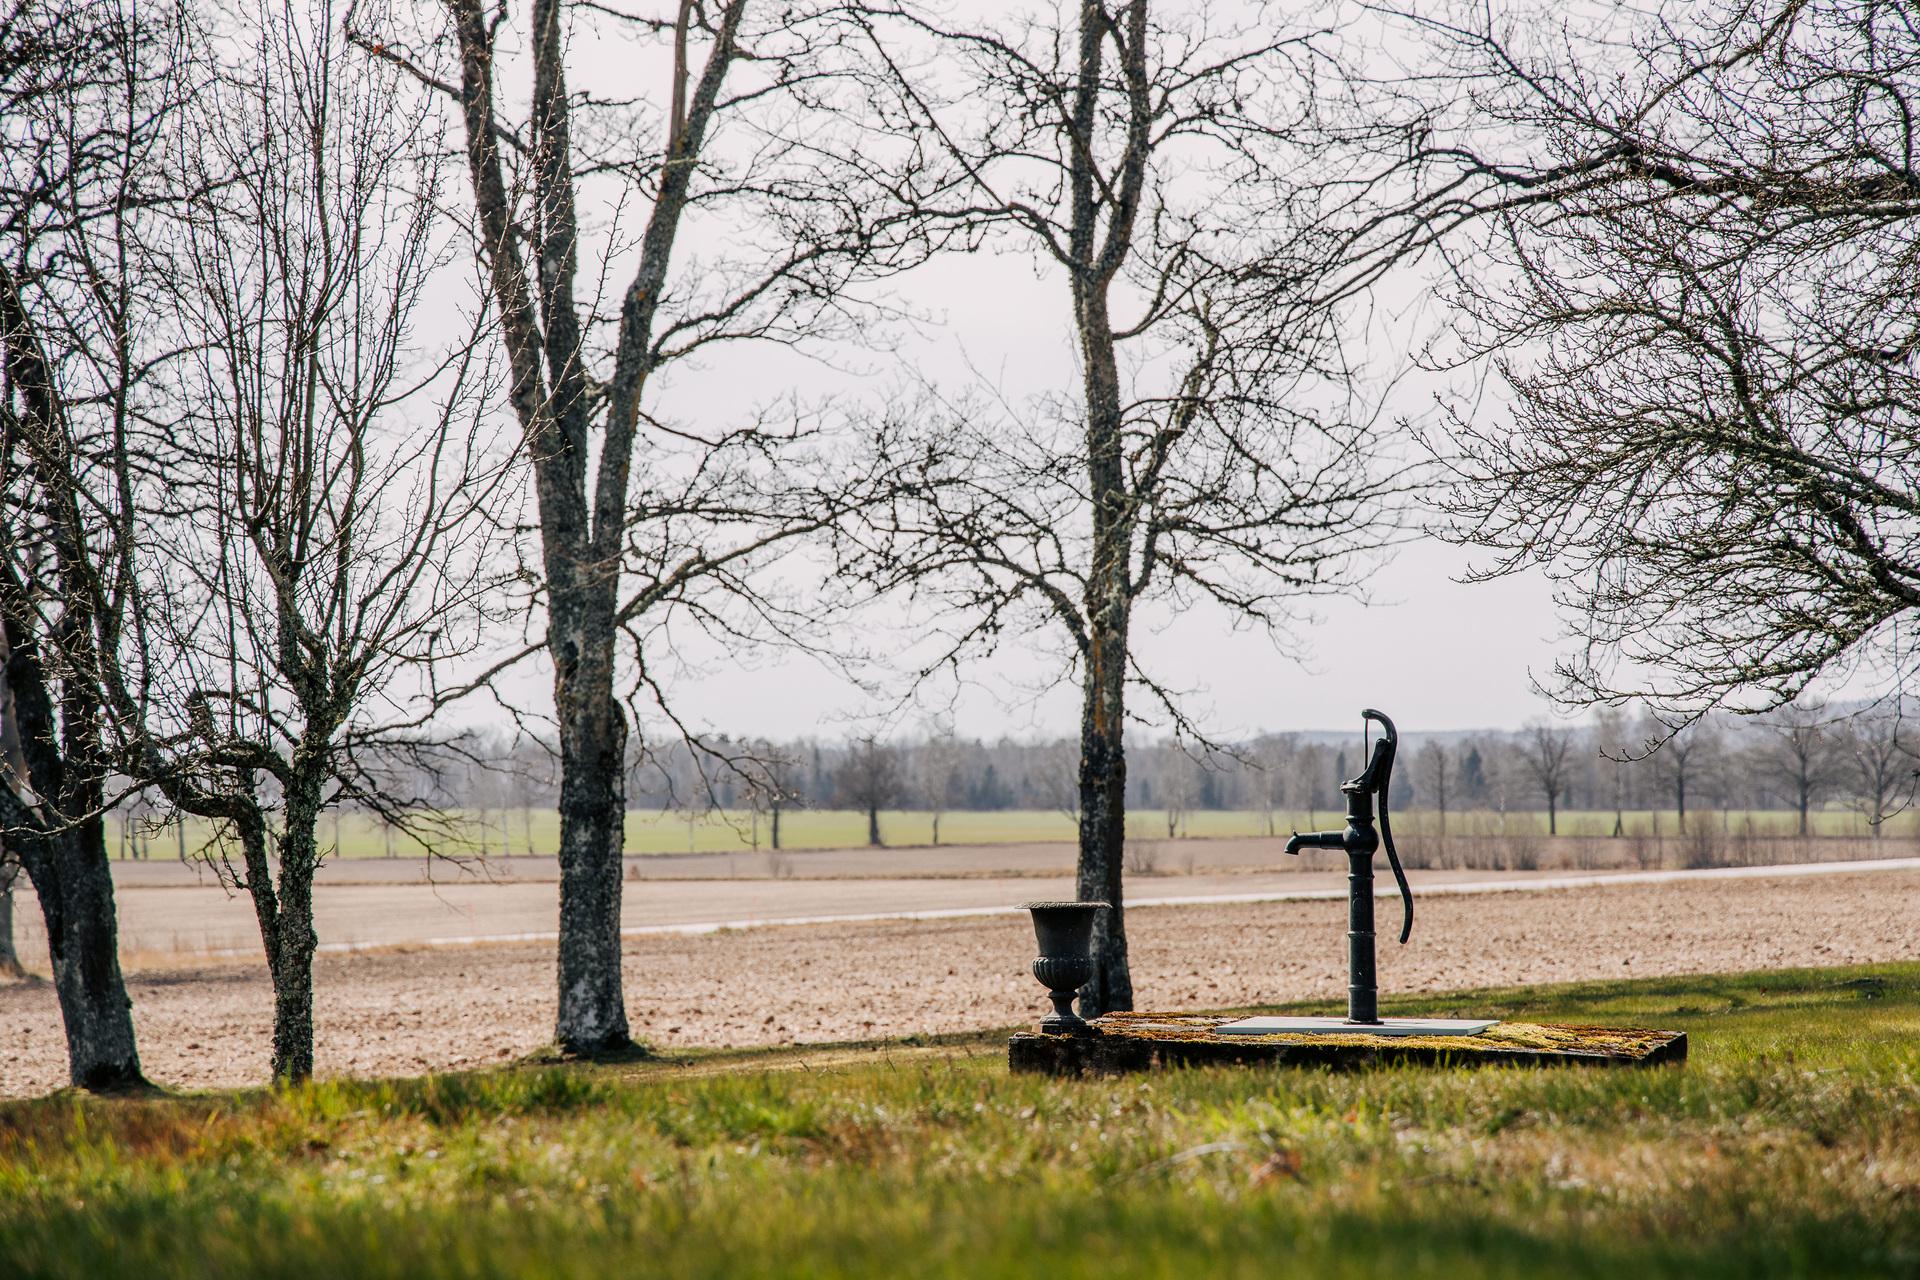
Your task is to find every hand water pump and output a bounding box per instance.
[1283,708,1410,1025]
[1217,709,1498,1038]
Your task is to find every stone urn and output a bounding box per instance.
[1024,901,1109,1035]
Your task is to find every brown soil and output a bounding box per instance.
[1,870,1914,1097]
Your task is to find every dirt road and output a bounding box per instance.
[6,863,1655,962]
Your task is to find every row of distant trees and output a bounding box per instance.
[206,697,1907,848]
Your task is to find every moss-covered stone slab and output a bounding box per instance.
[1009,1012,1686,1076]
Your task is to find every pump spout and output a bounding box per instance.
[1285,829,1347,856]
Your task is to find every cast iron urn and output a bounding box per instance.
[1024,901,1109,1034]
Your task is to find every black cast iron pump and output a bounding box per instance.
[1284,708,1412,1026]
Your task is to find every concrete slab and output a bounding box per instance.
[1215,1015,1498,1037]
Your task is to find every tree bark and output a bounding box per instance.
[13,824,141,1088]
[1074,282,1135,1015]
[0,584,143,1090]
[553,646,631,1055]
[866,802,881,847]
[0,864,19,979]
[268,773,326,1082]
[1076,635,1133,1015]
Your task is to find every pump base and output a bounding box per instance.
[1009,1013,1686,1076]
[1215,1015,1497,1037]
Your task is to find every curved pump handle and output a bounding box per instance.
[1360,708,1414,945]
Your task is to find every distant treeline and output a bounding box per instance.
[263,700,1909,838]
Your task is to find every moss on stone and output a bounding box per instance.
[1011,1013,1687,1075]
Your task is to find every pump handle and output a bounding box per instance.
[1362,709,1413,945]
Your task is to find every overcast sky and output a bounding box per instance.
[612,245,1573,743]
[461,1,1595,744]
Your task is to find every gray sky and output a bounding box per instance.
[463,1,1590,743]
[627,244,1571,742]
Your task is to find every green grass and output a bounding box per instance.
[4,963,1918,1277]
[109,805,1920,861]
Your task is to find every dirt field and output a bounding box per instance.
[3,866,1916,1096]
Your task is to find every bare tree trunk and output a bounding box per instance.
[1072,233,1136,1014]
[554,643,631,1055]
[1075,610,1133,1016]
[0,610,143,1089]
[265,773,328,1082]
[432,0,915,1056]
[15,824,142,1087]
[271,910,316,1080]
[0,851,23,979]
[866,801,881,846]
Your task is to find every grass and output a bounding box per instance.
[3,962,1918,1277]
[107,805,1920,861]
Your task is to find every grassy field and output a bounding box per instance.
[108,804,1920,860]
[3,962,1917,1277]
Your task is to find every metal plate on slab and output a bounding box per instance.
[1214,1016,1499,1037]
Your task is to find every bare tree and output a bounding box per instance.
[0,835,20,979]
[1639,714,1720,836]
[347,0,933,1057]
[917,718,961,846]
[846,2,1419,1014]
[739,739,800,852]
[1517,721,1574,836]
[1251,733,1296,838]
[501,735,556,857]
[1592,706,1632,838]
[1289,742,1335,830]
[83,0,511,1082]
[1753,702,1841,838]
[836,736,901,847]
[1424,0,1920,722]
[1838,705,1917,840]
[1416,740,1451,835]
[1160,747,1194,841]
[0,0,182,1089]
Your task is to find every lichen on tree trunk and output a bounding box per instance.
[1076,646,1133,1017]
[552,620,632,1057]
[1072,277,1136,1018]
[267,775,326,1083]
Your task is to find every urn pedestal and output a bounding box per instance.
[1023,901,1109,1035]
